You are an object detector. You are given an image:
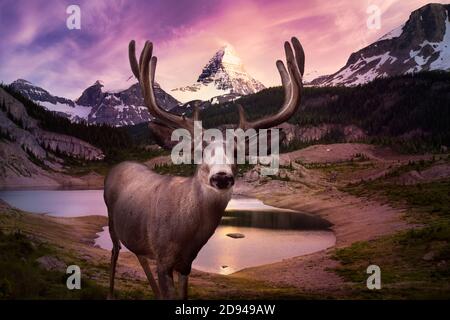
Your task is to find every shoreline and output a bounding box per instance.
[0,188,338,276]
[2,143,445,298]
[0,178,407,297]
[0,186,104,191]
[0,178,405,282]
[232,179,409,294]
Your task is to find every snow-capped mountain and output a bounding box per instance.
[171,45,265,103]
[76,80,180,126]
[9,79,180,127]
[10,79,92,122]
[311,3,450,86]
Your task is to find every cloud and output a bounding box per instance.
[0,0,447,99]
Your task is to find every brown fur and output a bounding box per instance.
[104,159,232,299]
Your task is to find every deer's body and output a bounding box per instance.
[105,161,231,275]
[106,37,304,300]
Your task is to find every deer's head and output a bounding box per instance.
[128,38,304,192]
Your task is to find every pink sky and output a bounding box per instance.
[0,0,447,99]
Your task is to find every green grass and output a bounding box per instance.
[334,164,450,299]
[0,208,159,300]
[0,230,107,299]
[384,157,450,179]
[64,148,167,176]
[344,179,450,217]
[0,223,313,300]
[294,156,375,184]
[304,161,375,174]
[332,219,450,299]
[188,276,319,300]
[153,162,255,177]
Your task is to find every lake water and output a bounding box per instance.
[0,189,335,275]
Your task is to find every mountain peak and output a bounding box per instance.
[12,79,32,85]
[93,80,104,87]
[196,45,245,83]
[311,3,450,86]
[171,44,265,103]
[10,78,76,108]
[76,81,105,106]
[217,44,242,66]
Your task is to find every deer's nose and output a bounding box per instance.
[210,172,235,190]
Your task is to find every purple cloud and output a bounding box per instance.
[0,0,445,99]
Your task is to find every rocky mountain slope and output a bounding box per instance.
[10,79,180,127]
[170,45,265,103]
[0,87,104,187]
[312,3,450,86]
[9,45,266,126]
[198,71,450,153]
[10,79,91,122]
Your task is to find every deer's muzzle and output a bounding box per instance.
[210,172,235,190]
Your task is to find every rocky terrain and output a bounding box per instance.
[311,3,450,86]
[1,142,448,299]
[78,81,180,126]
[0,87,105,188]
[10,79,180,127]
[277,123,366,145]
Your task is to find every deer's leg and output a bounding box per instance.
[137,255,160,299]
[177,272,189,300]
[107,225,121,300]
[157,265,177,299]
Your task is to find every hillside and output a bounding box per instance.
[10,79,180,127]
[1,84,133,158]
[312,3,450,86]
[168,71,450,153]
[0,84,166,187]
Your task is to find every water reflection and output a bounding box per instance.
[0,190,336,275]
[0,189,106,217]
[196,226,335,275]
[222,210,332,230]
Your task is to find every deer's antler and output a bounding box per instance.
[237,37,304,130]
[129,37,304,140]
[129,40,199,138]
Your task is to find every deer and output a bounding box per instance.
[103,36,304,300]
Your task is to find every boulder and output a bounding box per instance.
[36,255,67,272]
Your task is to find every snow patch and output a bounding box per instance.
[378,23,405,41]
[406,12,450,72]
[171,44,264,103]
[39,101,91,121]
[171,82,232,103]
[220,45,242,66]
[429,12,450,70]
[324,52,397,86]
